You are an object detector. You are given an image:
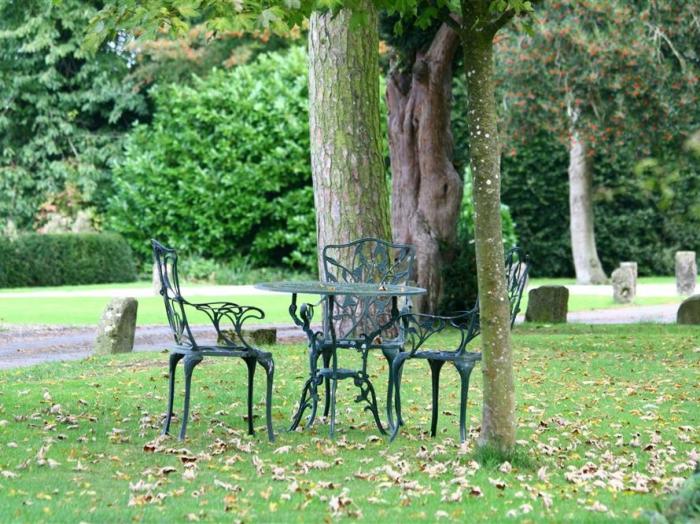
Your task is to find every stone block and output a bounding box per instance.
[619,262,637,294]
[94,297,138,354]
[219,328,277,346]
[612,266,635,304]
[677,295,700,325]
[676,251,697,296]
[525,286,569,323]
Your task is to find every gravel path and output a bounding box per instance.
[0,323,313,370]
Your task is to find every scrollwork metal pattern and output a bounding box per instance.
[322,238,416,342]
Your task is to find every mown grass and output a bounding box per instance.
[0,324,697,523]
[0,288,685,326]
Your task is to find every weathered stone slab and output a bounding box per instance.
[525,286,568,323]
[612,266,635,304]
[677,295,700,325]
[220,328,277,346]
[676,251,697,296]
[94,297,138,354]
[619,262,637,294]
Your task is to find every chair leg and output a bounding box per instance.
[321,348,332,418]
[244,356,257,435]
[455,360,476,443]
[179,354,203,441]
[163,352,184,436]
[428,359,445,438]
[258,357,275,442]
[389,354,408,442]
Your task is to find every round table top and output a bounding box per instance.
[255,280,426,297]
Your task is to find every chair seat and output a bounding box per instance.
[170,344,271,359]
[408,350,482,362]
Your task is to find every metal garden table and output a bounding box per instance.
[255,280,426,438]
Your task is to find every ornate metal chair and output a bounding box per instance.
[290,238,415,433]
[388,247,529,443]
[152,240,274,441]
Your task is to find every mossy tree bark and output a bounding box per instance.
[387,23,463,313]
[308,3,391,275]
[460,2,517,452]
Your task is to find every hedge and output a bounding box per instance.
[107,46,317,270]
[0,233,137,288]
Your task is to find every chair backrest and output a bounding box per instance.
[151,239,196,347]
[467,247,529,344]
[505,246,529,328]
[322,238,416,341]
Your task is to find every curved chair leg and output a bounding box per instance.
[258,357,275,442]
[321,348,332,418]
[163,352,184,436]
[428,359,445,438]
[244,356,257,435]
[179,354,203,441]
[383,347,404,430]
[455,360,476,443]
[389,354,408,442]
[289,378,313,431]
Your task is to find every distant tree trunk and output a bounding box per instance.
[308,3,391,275]
[568,115,607,284]
[461,20,516,453]
[387,23,463,313]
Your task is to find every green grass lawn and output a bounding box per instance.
[0,286,686,326]
[0,324,697,523]
[0,295,319,326]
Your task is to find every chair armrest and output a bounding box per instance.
[399,308,480,356]
[184,300,265,350]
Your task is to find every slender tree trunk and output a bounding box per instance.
[462,27,516,452]
[387,23,463,313]
[568,126,607,284]
[308,3,391,275]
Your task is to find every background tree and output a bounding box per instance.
[497,0,700,283]
[308,2,392,272]
[381,16,463,312]
[88,1,391,273]
[387,0,537,452]
[0,0,148,232]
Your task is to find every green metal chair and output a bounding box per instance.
[388,247,529,442]
[152,240,274,441]
[289,237,416,434]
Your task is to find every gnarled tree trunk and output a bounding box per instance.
[308,3,391,275]
[568,125,607,284]
[388,23,463,313]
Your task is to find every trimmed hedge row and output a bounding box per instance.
[0,233,137,288]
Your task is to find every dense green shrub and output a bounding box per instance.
[108,47,316,270]
[0,233,137,288]
[440,170,517,313]
[0,1,149,231]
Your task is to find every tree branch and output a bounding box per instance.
[438,9,462,34]
[485,8,516,36]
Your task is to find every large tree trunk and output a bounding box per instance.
[387,23,463,313]
[462,24,516,452]
[568,128,607,284]
[308,3,391,275]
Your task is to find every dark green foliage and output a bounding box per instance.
[0,0,149,230]
[107,47,315,270]
[0,234,137,288]
[497,131,700,277]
